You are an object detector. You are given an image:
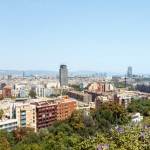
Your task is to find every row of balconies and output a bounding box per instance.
[37,119,56,124]
[37,109,57,113]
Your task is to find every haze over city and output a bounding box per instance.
[0,0,150,74]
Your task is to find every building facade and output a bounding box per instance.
[32,101,57,131]
[57,101,76,120]
[114,94,131,108]
[36,86,46,97]
[68,91,92,103]
[15,104,37,131]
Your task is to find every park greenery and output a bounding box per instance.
[29,90,36,98]
[127,99,150,116]
[0,101,150,150]
[69,84,83,91]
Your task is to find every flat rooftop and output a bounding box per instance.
[0,119,18,125]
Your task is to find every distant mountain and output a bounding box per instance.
[0,70,132,77]
[0,70,58,76]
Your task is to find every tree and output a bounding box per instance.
[127,99,150,116]
[12,127,34,142]
[70,84,83,91]
[0,129,15,146]
[13,143,42,150]
[29,90,36,98]
[0,136,11,150]
[62,90,69,95]
[67,110,85,132]
[75,125,150,150]
[93,101,129,125]
[0,109,4,119]
[142,117,150,126]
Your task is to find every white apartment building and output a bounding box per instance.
[0,119,18,131]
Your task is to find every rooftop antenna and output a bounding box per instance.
[124,74,127,88]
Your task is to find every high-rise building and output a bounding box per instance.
[59,64,68,87]
[127,66,132,77]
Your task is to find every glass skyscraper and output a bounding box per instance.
[127,66,132,77]
[59,65,68,87]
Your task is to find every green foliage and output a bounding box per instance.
[49,94,60,98]
[67,110,85,132]
[127,99,150,116]
[67,110,98,137]
[0,109,4,119]
[142,117,150,126]
[128,85,136,91]
[0,136,11,150]
[12,127,34,142]
[93,101,129,126]
[13,143,42,150]
[29,90,36,98]
[61,90,69,95]
[70,84,83,91]
[0,129,15,146]
[75,125,150,150]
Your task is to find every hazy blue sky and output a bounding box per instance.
[0,0,150,74]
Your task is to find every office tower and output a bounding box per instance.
[59,64,68,87]
[127,66,132,77]
[8,75,12,80]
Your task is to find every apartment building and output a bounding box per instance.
[57,100,76,120]
[31,98,76,131]
[0,119,18,131]
[114,94,131,108]
[31,101,57,131]
[68,91,92,103]
[15,103,36,131]
[36,86,46,97]
[88,82,114,93]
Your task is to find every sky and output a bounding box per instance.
[0,0,150,74]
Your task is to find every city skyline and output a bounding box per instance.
[0,0,150,74]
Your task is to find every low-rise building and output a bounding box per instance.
[114,94,131,108]
[129,113,143,123]
[0,119,18,131]
[68,91,92,103]
[95,96,110,108]
[88,82,114,93]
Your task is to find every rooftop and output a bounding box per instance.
[0,119,18,125]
